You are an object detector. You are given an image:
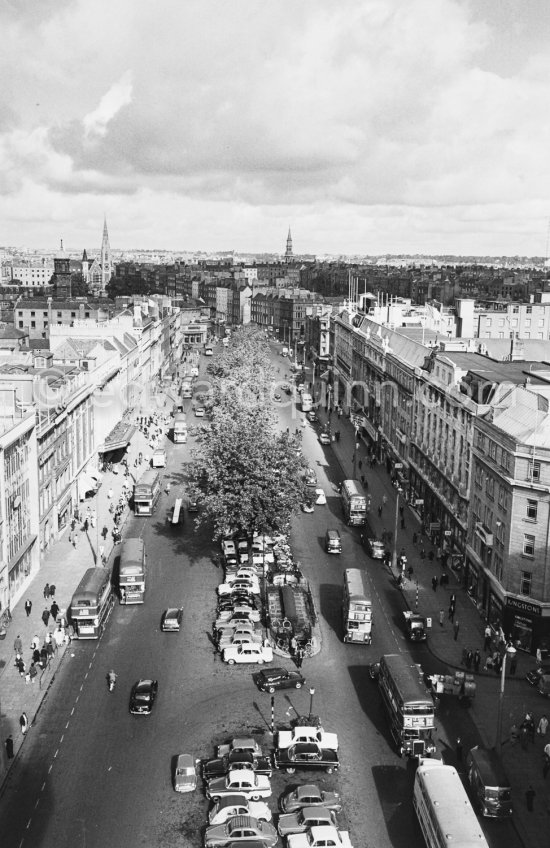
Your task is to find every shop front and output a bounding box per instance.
[502,596,550,656]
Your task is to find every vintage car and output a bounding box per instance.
[161,608,183,632]
[208,795,272,825]
[173,753,197,793]
[216,738,264,758]
[223,644,274,665]
[206,768,272,802]
[203,750,272,780]
[205,815,278,848]
[218,577,261,596]
[273,742,339,774]
[318,432,331,445]
[277,722,339,751]
[279,783,342,814]
[129,679,158,715]
[253,667,305,693]
[278,805,337,836]
[287,825,352,848]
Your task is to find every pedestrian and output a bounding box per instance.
[449,593,456,610]
[453,620,460,641]
[24,598,32,617]
[16,656,25,676]
[102,525,109,540]
[382,494,387,506]
[41,608,50,627]
[439,610,445,627]
[47,640,54,658]
[108,487,114,499]
[19,712,28,735]
[358,460,362,470]
[465,650,473,670]
[484,624,492,652]
[73,533,78,548]
[431,576,438,592]
[49,584,56,598]
[525,784,536,811]
[40,646,48,667]
[509,652,518,675]
[412,532,418,545]
[29,662,38,683]
[537,715,549,737]
[50,601,59,622]
[31,634,40,650]
[377,505,382,518]
[43,583,50,599]
[473,650,481,673]
[295,647,304,669]
[33,647,40,664]
[456,737,462,762]
[510,723,519,745]
[400,517,406,530]
[420,547,426,560]
[83,518,89,532]
[5,734,14,759]
[407,565,414,579]
[14,634,23,654]
[448,605,455,623]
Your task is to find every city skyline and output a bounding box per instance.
[2,0,550,256]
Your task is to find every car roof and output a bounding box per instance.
[215,794,249,811]
[227,816,256,829]
[295,784,321,797]
[259,667,287,679]
[176,753,194,769]
[230,737,257,747]
[164,608,181,617]
[300,807,333,820]
[136,678,154,687]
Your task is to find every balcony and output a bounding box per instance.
[475,522,494,548]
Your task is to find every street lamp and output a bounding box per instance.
[309,687,315,719]
[391,487,403,571]
[496,644,517,753]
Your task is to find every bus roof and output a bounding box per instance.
[416,760,489,847]
[344,569,371,604]
[381,654,433,704]
[341,479,364,497]
[466,746,511,788]
[174,412,187,423]
[71,567,110,605]
[135,468,160,489]
[120,538,145,571]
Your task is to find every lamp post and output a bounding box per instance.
[496,644,517,754]
[309,687,315,719]
[392,487,403,571]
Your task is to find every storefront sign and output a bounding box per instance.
[414,499,424,506]
[506,597,542,616]
[444,530,452,537]
[362,419,378,441]
[394,462,403,469]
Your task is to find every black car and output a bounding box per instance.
[526,664,550,687]
[187,498,199,513]
[129,679,158,715]
[273,743,339,774]
[202,750,273,780]
[254,667,305,693]
[306,411,319,423]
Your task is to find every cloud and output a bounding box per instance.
[83,72,133,138]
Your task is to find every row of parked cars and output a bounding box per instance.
[197,734,352,848]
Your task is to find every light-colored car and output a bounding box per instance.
[174,753,197,793]
[223,643,274,665]
[205,815,278,848]
[194,407,205,417]
[208,795,272,825]
[278,806,336,836]
[218,577,261,596]
[279,784,342,814]
[287,825,353,848]
[318,432,331,445]
[206,768,272,801]
[315,489,326,505]
[216,605,261,624]
[224,568,261,584]
[218,628,263,651]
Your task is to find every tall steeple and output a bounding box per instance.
[285,227,293,263]
[100,216,113,291]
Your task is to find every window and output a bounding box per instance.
[57,312,62,317]
[520,571,532,596]
[488,441,497,461]
[523,534,535,557]
[527,499,538,520]
[529,460,541,481]
[30,321,35,329]
[18,321,23,329]
[498,319,505,327]
[31,311,35,316]
[511,318,518,327]
[526,305,532,314]
[486,318,492,327]
[539,319,545,327]
[525,319,531,328]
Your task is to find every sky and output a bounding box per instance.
[2,0,550,257]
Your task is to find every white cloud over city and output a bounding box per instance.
[1,0,550,255]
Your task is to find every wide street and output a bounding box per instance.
[0,340,524,848]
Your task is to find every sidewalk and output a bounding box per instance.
[312,382,550,844]
[0,398,171,786]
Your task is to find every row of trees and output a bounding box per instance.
[189,327,308,539]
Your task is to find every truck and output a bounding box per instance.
[206,768,272,801]
[427,671,476,703]
[287,825,353,848]
[273,743,339,774]
[277,722,339,751]
[403,611,427,642]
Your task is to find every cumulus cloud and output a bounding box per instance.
[0,0,549,253]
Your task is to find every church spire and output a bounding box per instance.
[100,216,113,292]
[285,227,293,263]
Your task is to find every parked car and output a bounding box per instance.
[218,577,261,596]
[279,783,342,814]
[161,608,183,632]
[306,411,319,423]
[301,501,315,514]
[194,407,205,417]
[202,750,272,780]
[273,742,339,774]
[204,814,278,848]
[206,768,272,801]
[318,432,331,445]
[314,488,326,505]
[324,530,342,554]
[174,753,197,792]
[274,392,282,401]
[223,644,274,665]
[253,667,305,693]
[278,805,337,836]
[525,663,550,687]
[208,795,272,825]
[187,497,199,513]
[129,679,158,715]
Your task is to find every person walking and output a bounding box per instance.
[473,649,481,673]
[41,608,50,627]
[537,714,548,737]
[453,620,460,641]
[484,624,492,652]
[5,734,14,759]
[73,532,78,548]
[19,712,28,735]
[509,651,518,676]
[29,662,38,683]
[525,785,536,812]
[377,505,383,518]
[49,584,56,598]
[449,593,456,611]
[24,598,32,617]
[431,576,438,592]
[14,634,23,655]
[448,604,455,623]
[43,583,50,600]
[439,610,445,627]
[295,647,304,669]
[50,601,59,622]
[108,487,114,499]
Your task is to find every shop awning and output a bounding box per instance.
[79,468,102,493]
[101,422,136,453]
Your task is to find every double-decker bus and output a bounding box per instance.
[378,654,436,758]
[342,569,372,644]
[300,392,313,412]
[133,468,161,516]
[340,479,367,526]
[69,567,113,639]
[173,413,188,443]
[119,538,146,604]
[414,759,490,848]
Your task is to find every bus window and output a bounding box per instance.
[119,538,146,604]
[69,568,113,638]
[343,569,372,644]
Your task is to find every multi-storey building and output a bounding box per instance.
[10,262,54,288]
